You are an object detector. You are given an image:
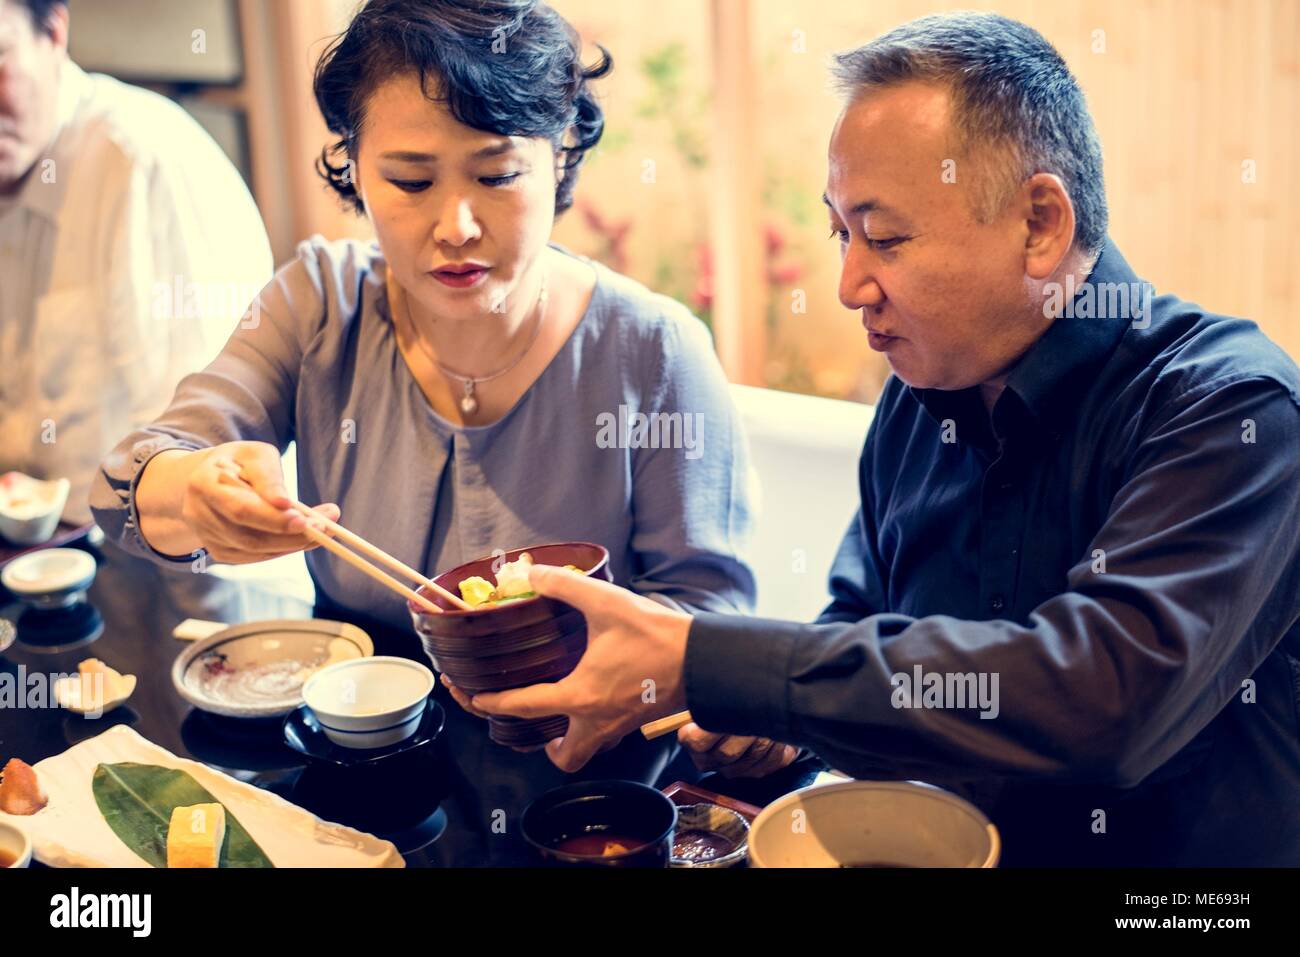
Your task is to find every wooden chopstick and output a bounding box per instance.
[288,501,472,611]
[296,522,444,615]
[641,710,693,740]
[227,463,472,612]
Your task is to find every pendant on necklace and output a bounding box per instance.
[459,380,479,415]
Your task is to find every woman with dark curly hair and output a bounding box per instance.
[91,1,791,862]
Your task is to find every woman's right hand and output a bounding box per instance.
[136,440,340,564]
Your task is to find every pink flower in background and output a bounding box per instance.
[691,243,714,312]
[768,262,803,286]
[765,223,802,287]
[765,223,786,258]
[578,200,632,273]
[691,223,801,313]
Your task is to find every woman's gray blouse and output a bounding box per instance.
[93,237,758,628]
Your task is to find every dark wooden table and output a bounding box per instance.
[1,540,821,866]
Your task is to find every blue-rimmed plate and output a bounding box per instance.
[283,698,445,766]
[171,620,373,719]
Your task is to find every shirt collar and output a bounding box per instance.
[9,58,88,225]
[911,238,1141,438]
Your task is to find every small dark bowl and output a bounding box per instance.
[521,780,678,868]
[408,542,611,748]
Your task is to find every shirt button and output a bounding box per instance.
[990,596,1005,613]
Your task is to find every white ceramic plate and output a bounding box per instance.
[0,725,404,867]
[171,619,373,719]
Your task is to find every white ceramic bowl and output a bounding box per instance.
[0,473,69,546]
[0,547,96,609]
[0,820,33,869]
[302,656,434,750]
[748,779,1000,868]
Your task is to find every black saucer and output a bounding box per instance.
[283,698,445,767]
[15,601,103,652]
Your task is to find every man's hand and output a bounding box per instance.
[677,723,800,778]
[471,565,691,772]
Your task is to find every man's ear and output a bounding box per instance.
[45,2,71,53]
[1021,172,1076,281]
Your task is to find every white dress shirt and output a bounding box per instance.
[0,58,272,523]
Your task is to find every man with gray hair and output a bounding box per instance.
[474,12,1300,865]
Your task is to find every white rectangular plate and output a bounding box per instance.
[0,725,404,867]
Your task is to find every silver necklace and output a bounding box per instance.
[402,271,549,416]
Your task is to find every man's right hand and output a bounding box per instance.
[136,441,339,563]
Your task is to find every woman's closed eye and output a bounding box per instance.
[386,173,521,192]
[479,172,522,187]
[388,178,431,193]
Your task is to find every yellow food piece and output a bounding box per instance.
[458,576,496,607]
[602,841,630,857]
[166,803,226,868]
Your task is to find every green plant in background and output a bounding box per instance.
[638,42,710,169]
[579,41,714,329]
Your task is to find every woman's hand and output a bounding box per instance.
[136,441,339,563]
[677,722,800,779]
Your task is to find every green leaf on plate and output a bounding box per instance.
[91,762,274,868]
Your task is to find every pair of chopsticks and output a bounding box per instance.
[227,467,471,613]
[287,501,472,613]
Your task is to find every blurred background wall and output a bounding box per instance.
[68,0,1300,405]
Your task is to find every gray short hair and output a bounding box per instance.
[831,11,1107,257]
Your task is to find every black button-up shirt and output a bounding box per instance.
[685,241,1300,865]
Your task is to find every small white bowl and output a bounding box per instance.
[302,656,434,750]
[0,473,70,546]
[0,547,96,609]
[0,820,33,869]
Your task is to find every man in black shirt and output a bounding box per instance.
[474,12,1300,865]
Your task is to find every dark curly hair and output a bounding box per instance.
[313,0,611,217]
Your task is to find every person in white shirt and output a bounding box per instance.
[0,0,272,524]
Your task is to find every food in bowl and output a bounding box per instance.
[553,833,646,857]
[0,471,70,545]
[521,780,678,868]
[456,551,586,609]
[410,542,610,747]
[668,803,750,868]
